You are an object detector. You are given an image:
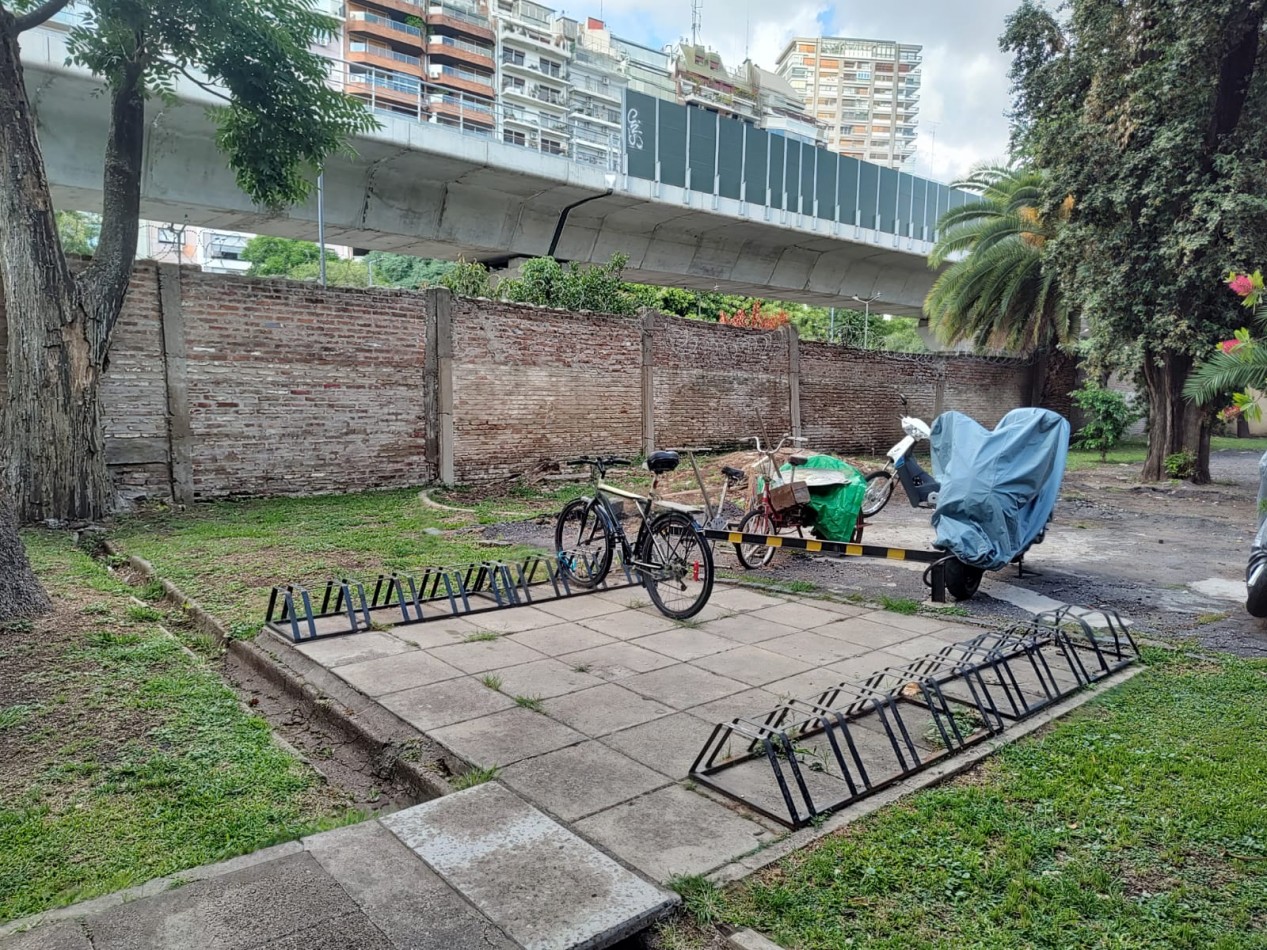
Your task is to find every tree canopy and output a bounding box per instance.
[1001,0,1267,481]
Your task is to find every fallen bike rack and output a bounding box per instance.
[703,528,953,600]
[264,549,639,643]
[690,608,1138,828]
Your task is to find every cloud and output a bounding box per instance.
[588,0,1019,181]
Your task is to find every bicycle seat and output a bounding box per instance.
[721,465,745,482]
[789,456,809,467]
[645,450,680,474]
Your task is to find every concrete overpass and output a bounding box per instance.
[21,25,961,314]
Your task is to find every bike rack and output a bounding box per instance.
[264,549,639,643]
[690,608,1138,828]
[703,528,952,600]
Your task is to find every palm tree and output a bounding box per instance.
[1185,274,1267,416]
[925,164,1072,355]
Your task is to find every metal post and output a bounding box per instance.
[317,171,327,288]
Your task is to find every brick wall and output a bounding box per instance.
[1,270,1061,500]
[449,298,642,481]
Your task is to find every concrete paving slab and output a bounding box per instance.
[575,786,769,881]
[391,624,472,650]
[333,650,464,697]
[602,713,715,779]
[797,598,869,618]
[254,913,396,950]
[763,666,861,702]
[579,610,680,640]
[294,632,411,669]
[747,602,841,631]
[631,627,736,661]
[859,610,962,636]
[88,852,357,950]
[534,594,629,622]
[558,641,677,679]
[509,623,616,657]
[432,707,586,767]
[428,638,547,674]
[686,688,781,725]
[0,923,91,950]
[819,650,911,684]
[702,615,801,645]
[545,683,675,737]
[492,657,606,699]
[382,784,676,950]
[883,634,963,661]
[379,676,516,731]
[622,664,748,709]
[812,617,921,649]
[689,646,815,687]
[305,821,516,950]
[759,631,871,666]
[500,741,670,821]
[457,606,565,634]
[708,587,788,612]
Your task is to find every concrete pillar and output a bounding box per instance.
[786,324,801,439]
[640,311,656,456]
[424,288,456,486]
[157,263,194,505]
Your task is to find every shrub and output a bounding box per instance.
[1070,380,1140,460]
[1164,449,1197,480]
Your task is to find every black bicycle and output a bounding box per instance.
[554,452,715,619]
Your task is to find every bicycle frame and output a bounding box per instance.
[580,463,702,568]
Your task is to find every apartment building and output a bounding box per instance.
[491,0,573,155]
[561,18,627,168]
[775,36,921,167]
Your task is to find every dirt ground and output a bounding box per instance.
[486,447,1267,657]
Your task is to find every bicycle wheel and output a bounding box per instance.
[638,511,714,619]
[860,471,896,518]
[554,498,613,588]
[735,509,776,569]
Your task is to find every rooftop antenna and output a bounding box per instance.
[690,0,701,46]
[745,0,751,60]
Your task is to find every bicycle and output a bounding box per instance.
[554,452,715,619]
[673,445,747,535]
[734,434,813,570]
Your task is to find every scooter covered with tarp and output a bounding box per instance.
[1248,451,1267,618]
[929,408,1070,599]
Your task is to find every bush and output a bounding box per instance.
[1164,449,1197,480]
[439,258,495,297]
[1070,381,1140,460]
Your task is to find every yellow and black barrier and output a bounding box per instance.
[702,529,950,601]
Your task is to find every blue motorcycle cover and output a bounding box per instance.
[930,408,1070,571]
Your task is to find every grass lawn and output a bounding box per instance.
[657,648,1267,950]
[0,533,361,923]
[1066,435,1267,474]
[106,487,572,636]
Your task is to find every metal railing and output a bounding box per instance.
[429,3,489,27]
[348,11,423,37]
[349,42,422,67]
[434,63,494,86]
[430,33,493,57]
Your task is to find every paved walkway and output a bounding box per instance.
[292,583,985,880]
[0,786,675,950]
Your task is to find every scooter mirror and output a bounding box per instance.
[899,392,908,406]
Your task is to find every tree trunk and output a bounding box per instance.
[1141,350,1211,484]
[0,11,142,524]
[0,492,51,621]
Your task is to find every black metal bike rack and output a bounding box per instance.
[689,607,1139,828]
[264,549,639,643]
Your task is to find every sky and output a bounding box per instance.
[583,0,1022,183]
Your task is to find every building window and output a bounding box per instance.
[541,138,566,155]
[157,227,183,246]
[502,48,524,66]
[504,129,526,145]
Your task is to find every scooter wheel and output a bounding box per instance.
[944,558,984,601]
[860,471,896,517]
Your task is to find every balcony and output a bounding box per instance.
[348,10,423,39]
[427,2,494,40]
[570,75,621,103]
[427,92,496,127]
[346,68,423,109]
[348,42,423,74]
[502,81,568,112]
[498,21,566,54]
[503,106,570,134]
[354,0,425,16]
[427,33,494,69]
[570,103,620,127]
[430,62,495,96]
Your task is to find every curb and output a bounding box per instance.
[100,542,460,804]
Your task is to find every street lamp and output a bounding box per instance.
[853,293,881,348]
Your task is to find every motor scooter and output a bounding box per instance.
[1248,450,1267,617]
[860,394,940,518]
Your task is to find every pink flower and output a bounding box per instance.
[1221,339,1244,354]
[1229,274,1255,297]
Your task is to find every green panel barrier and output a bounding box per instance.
[717,117,743,200]
[658,100,687,189]
[911,177,929,240]
[784,139,805,214]
[624,90,656,182]
[816,150,839,220]
[879,166,899,234]
[743,125,768,204]
[688,108,717,192]
[838,156,860,225]
[767,136,786,211]
[898,172,915,237]
[857,161,879,229]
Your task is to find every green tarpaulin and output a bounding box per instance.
[778,455,867,542]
